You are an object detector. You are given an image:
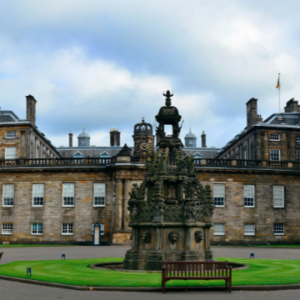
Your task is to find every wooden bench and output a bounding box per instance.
[0,252,3,262]
[162,261,232,293]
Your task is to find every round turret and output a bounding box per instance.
[184,128,197,147]
[134,118,153,135]
[78,127,90,147]
[133,118,155,157]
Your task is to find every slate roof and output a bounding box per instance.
[217,112,300,156]
[78,128,90,138]
[0,110,56,150]
[0,111,29,124]
[58,145,219,158]
[184,129,197,139]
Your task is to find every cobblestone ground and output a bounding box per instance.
[0,246,299,300]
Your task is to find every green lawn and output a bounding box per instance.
[0,245,77,248]
[217,245,300,248]
[0,257,300,287]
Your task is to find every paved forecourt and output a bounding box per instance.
[1,246,300,264]
[0,245,300,300]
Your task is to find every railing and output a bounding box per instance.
[0,157,300,170]
[196,158,299,169]
[0,157,116,167]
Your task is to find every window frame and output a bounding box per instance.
[32,184,44,207]
[2,223,13,235]
[93,183,106,207]
[270,149,280,161]
[244,185,255,208]
[2,184,14,207]
[297,150,300,162]
[273,185,284,208]
[296,135,300,143]
[62,183,75,207]
[6,131,17,138]
[5,147,16,159]
[244,224,255,236]
[213,223,225,235]
[274,223,285,236]
[61,223,73,235]
[31,223,43,235]
[213,184,225,207]
[270,134,280,141]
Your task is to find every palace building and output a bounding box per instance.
[0,93,299,245]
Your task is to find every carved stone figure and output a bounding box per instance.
[195,231,203,243]
[142,231,151,243]
[168,231,179,245]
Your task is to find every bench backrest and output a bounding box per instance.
[162,261,230,278]
[0,252,3,260]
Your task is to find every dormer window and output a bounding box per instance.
[270,134,280,141]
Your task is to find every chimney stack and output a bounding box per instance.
[284,98,300,113]
[201,131,207,148]
[246,98,262,130]
[26,95,37,127]
[69,131,73,147]
[110,128,120,146]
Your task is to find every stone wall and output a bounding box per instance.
[0,171,112,244]
[196,168,300,244]
[0,125,59,160]
[0,164,299,245]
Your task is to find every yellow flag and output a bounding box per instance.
[276,75,280,89]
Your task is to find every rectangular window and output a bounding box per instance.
[63,183,74,207]
[273,186,284,208]
[244,224,255,236]
[6,131,16,138]
[274,223,284,235]
[32,184,44,207]
[214,224,225,235]
[62,223,73,235]
[297,151,300,162]
[244,185,255,207]
[2,223,13,235]
[5,147,16,159]
[297,136,300,142]
[3,184,14,207]
[270,134,280,141]
[31,223,43,235]
[270,149,280,161]
[213,184,225,207]
[94,183,106,207]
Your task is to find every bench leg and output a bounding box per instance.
[162,280,165,293]
[229,279,231,293]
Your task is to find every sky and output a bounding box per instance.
[1,0,300,149]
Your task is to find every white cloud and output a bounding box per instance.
[1,0,300,149]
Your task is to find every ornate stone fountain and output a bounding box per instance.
[123,91,215,271]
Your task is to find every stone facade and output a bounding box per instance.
[218,98,300,161]
[1,93,300,246]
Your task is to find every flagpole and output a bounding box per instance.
[279,73,281,113]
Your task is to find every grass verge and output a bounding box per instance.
[216,245,300,248]
[0,257,300,287]
[0,245,78,248]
